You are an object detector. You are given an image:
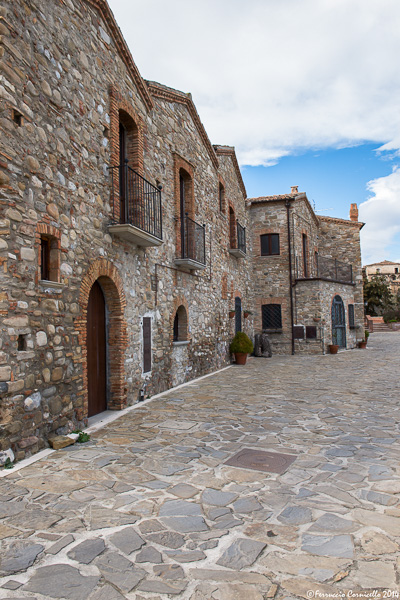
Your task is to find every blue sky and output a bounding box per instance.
[108,0,400,265]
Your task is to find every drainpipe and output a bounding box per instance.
[285,199,295,355]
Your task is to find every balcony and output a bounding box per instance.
[175,214,206,270]
[108,162,163,247]
[229,220,246,258]
[296,255,353,284]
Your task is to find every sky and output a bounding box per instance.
[108,0,400,265]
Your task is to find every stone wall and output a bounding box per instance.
[0,0,252,460]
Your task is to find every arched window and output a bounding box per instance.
[219,182,225,213]
[173,305,188,342]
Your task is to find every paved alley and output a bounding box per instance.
[0,332,399,599]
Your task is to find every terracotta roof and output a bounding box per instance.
[248,194,296,204]
[319,215,364,229]
[146,81,219,171]
[213,146,246,198]
[85,0,153,112]
[364,260,400,267]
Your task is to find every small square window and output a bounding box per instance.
[293,326,304,339]
[12,109,23,126]
[306,326,317,339]
[17,334,27,351]
[262,304,282,329]
[260,234,279,256]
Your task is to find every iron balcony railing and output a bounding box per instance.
[236,220,246,254]
[296,254,353,284]
[109,161,162,240]
[181,213,206,265]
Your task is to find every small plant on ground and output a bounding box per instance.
[72,430,91,443]
[229,331,254,354]
[2,457,15,470]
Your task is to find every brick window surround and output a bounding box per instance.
[109,85,144,222]
[36,223,61,283]
[229,204,236,249]
[173,154,195,257]
[218,178,226,213]
[77,258,128,414]
[171,296,189,343]
[260,233,280,256]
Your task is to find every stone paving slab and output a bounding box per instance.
[0,333,399,599]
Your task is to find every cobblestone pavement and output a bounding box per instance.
[0,332,399,600]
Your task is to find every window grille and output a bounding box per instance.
[262,304,282,329]
[293,326,304,339]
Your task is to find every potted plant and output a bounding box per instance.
[328,344,339,354]
[365,330,370,344]
[358,330,369,349]
[313,314,321,322]
[229,310,235,319]
[230,331,254,365]
[243,310,253,319]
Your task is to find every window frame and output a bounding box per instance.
[260,233,280,256]
[262,303,282,330]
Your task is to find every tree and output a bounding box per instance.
[363,274,395,316]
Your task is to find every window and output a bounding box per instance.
[293,326,304,339]
[395,268,399,274]
[315,251,319,275]
[262,304,282,329]
[229,207,236,248]
[40,236,51,281]
[219,182,225,212]
[260,234,279,256]
[302,234,308,277]
[39,235,59,282]
[143,317,151,373]
[348,304,355,329]
[12,109,23,126]
[173,305,188,342]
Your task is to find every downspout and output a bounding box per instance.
[285,199,295,355]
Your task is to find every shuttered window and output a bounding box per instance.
[143,317,151,373]
[260,234,280,256]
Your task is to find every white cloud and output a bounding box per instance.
[108,0,400,166]
[359,168,400,264]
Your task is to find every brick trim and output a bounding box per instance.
[214,145,247,199]
[76,258,127,413]
[218,176,226,214]
[84,0,153,111]
[35,223,61,284]
[170,296,190,344]
[173,154,195,257]
[147,81,219,171]
[228,203,237,249]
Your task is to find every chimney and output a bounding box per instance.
[291,186,298,194]
[350,203,358,221]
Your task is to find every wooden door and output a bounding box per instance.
[87,281,107,417]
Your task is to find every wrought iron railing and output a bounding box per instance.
[181,213,206,265]
[295,254,353,283]
[109,161,162,240]
[317,255,353,283]
[236,221,246,254]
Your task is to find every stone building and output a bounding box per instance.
[0,0,364,460]
[249,193,364,355]
[364,260,400,298]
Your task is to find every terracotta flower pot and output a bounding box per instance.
[234,352,248,365]
[328,344,339,354]
[358,341,367,349]
[229,311,235,319]
[243,312,250,319]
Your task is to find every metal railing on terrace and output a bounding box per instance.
[181,213,206,265]
[295,254,353,284]
[109,161,162,240]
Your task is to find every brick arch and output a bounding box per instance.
[109,84,144,174]
[76,258,128,415]
[170,295,190,344]
[218,176,226,214]
[228,202,236,248]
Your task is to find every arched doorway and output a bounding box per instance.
[87,281,107,417]
[331,295,346,348]
[77,258,127,417]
